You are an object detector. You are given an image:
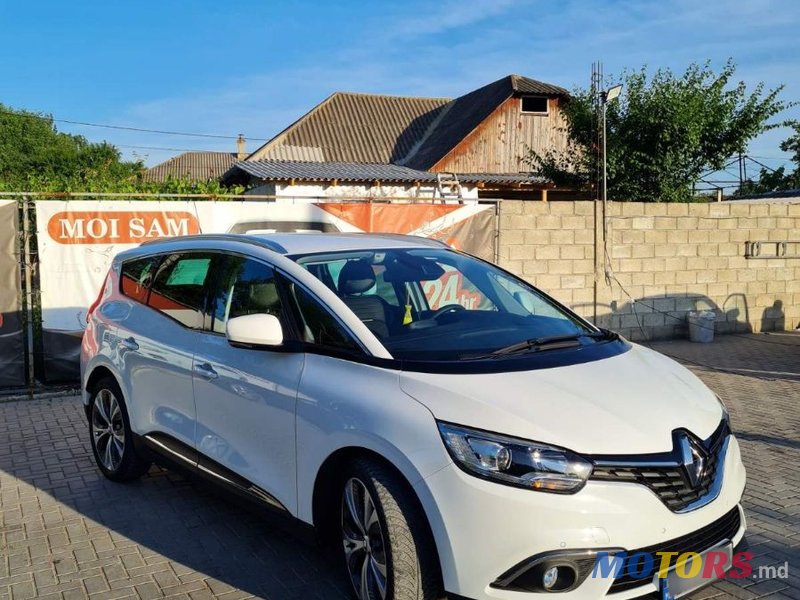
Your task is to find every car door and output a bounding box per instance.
[191,253,305,513]
[115,252,214,451]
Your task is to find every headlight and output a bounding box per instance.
[715,394,731,427]
[437,422,593,493]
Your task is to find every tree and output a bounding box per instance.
[0,104,145,191]
[737,123,800,195]
[0,105,243,194]
[527,61,790,202]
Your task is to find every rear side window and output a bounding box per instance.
[207,256,283,334]
[120,256,159,303]
[148,253,213,329]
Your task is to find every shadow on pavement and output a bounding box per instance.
[0,396,351,599]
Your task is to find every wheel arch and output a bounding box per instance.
[83,365,122,417]
[311,446,442,578]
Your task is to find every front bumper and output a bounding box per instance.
[414,434,747,599]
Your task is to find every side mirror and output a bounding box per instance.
[226,314,283,347]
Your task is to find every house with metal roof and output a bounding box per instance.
[144,135,247,183]
[144,151,238,183]
[223,74,574,201]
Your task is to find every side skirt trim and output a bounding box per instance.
[139,433,289,514]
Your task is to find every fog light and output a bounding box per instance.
[543,566,559,590]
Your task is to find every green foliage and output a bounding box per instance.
[527,61,791,202]
[0,104,244,196]
[737,122,800,195]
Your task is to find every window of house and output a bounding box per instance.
[521,96,549,114]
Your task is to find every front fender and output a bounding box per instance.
[294,354,451,524]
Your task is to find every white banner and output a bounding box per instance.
[35,199,495,337]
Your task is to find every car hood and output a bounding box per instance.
[399,343,723,455]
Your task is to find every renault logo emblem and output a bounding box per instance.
[677,433,706,489]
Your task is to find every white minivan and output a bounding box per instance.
[81,233,746,600]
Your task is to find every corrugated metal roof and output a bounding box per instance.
[235,160,438,182]
[232,160,548,186]
[144,152,237,182]
[249,93,449,164]
[729,188,800,201]
[247,74,568,170]
[402,75,568,170]
[510,74,570,96]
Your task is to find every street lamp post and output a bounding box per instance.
[601,84,622,214]
[600,84,622,264]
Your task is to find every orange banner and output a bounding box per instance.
[47,211,200,244]
[316,203,460,234]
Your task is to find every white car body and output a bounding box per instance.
[81,233,746,600]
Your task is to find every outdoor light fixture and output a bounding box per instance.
[605,84,623,102]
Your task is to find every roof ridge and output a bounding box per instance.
[394,101,455,166]
[330,90,452,101]
[173,150,235,155]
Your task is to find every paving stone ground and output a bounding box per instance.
[1,332,798,600]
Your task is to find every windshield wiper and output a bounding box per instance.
[465,329,613,360]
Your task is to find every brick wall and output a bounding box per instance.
[497,200,800,340]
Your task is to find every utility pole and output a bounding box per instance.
[738,152,744,192]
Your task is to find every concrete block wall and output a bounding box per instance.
[497,200,800,341]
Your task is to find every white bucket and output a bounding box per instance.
[687,311,715,343]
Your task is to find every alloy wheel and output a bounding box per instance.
[342,477,388,600]
[92,389,125,472]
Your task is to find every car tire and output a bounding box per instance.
[88,376,151,482]
[340,458,440,600]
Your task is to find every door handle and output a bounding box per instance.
[193,363,219,380]
[119,337,139,352]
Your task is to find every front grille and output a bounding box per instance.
[607,506,741,594]
[590,421,729,512]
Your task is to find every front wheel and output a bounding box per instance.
[340,459,441,600]
[88,377,151,482]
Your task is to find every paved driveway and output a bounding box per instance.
[1,333,798,600]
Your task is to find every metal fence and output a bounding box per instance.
[0,199,26,388]
[0,193,499,390]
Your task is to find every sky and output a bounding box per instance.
[1,0,798,186]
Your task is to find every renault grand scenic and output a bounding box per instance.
[81,233,746,600]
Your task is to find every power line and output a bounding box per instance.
[747,155,792,161]
[746,156,779,173]
[0,107,268,141]
[116,144,232,153]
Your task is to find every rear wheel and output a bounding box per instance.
[340,458,440,600]
[89,377,151,482]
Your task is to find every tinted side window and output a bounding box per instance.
[208,256,282,334]
[148,253,212,329]
[120,256,159,303]
[288,282,361,352]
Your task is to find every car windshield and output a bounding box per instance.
[293,248,601,361]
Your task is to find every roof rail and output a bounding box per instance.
[364,233,450,248]
[139,234,288,254]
